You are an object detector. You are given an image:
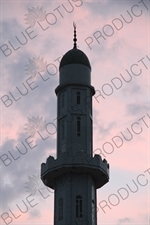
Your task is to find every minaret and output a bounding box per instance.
[41,23,109,225]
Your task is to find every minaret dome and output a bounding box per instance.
[59,48,91,70]
[57,23,92,93]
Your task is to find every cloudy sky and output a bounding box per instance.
[0,0,150,224]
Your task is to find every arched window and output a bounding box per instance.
[77,117,81,137]
[58,198,63,220]
[76,195,82,218]
[77,92,80,105]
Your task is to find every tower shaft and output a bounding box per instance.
[41,25,109,225]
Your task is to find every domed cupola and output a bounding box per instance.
[59,48,91,70]
[56,22,94,95]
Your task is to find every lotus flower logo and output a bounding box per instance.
[25,57,47,78]
[25,175,45,195]
[24,7,47,28]
[24,116,46,137]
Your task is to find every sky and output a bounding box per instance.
[0,0,150,224]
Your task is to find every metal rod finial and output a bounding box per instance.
[73,22,77,49]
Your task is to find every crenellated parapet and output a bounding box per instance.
[41,152,109,190]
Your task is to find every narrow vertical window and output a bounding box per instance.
[92,199,95,223]
[62,93,64,108]
[77,92,80,104]
[62,120,65,140]
[76,195,82,218]
[58,198,63,220]
[77,117,81,137]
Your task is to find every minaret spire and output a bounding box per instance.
[41,25,110,225]
[73,22,77,49]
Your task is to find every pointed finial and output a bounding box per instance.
[73,22,77,49]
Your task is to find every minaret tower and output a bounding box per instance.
[41,23,109,225]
